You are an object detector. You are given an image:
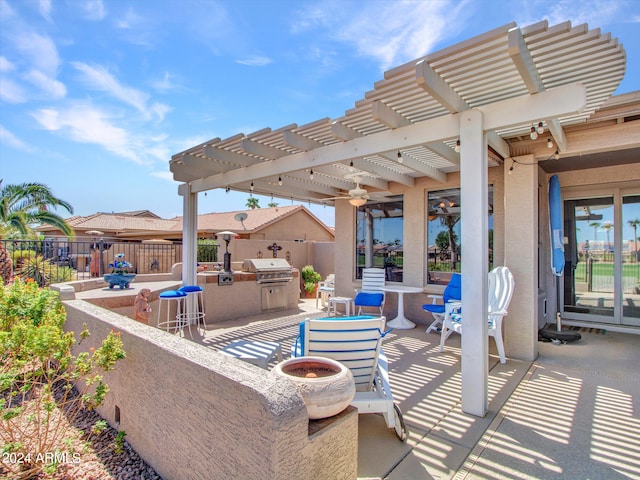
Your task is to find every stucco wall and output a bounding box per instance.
[249,209,334,242]
[61,301,358,480]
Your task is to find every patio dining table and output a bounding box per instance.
[383,285,424,330]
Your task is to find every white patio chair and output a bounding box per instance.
[292,315,407,441]
[354,268,386,315]
[315,273,335,308]
[439,266,515,364]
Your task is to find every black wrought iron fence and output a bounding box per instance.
[0,238,194,287]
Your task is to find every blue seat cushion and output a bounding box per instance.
[159,290,187,298]
[354,292,384,307]
[179,285,203,293]
[423,304,445,314]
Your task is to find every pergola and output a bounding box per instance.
[171,20,626,415]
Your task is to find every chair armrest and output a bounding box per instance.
[428,294,443,304]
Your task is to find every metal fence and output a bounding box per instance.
[1,238,219,287]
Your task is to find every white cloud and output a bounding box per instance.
[72,62,147,111]
[25,69,66,99]
[235,56,273,67]
[0,77,27,103]
[152,71,176,92]
[0,125,34,152]
[38,0,51,21]
[13,31,60,76]
[294,0,463,70]
[0,56,15,72]
[150,102,171,121]
[151,170,174,182]
[31,103,146,164]
[78,0,105,21]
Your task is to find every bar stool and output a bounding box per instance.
[178,285,207,335]
[157,290,190,337]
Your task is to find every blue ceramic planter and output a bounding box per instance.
[104,273,136,289]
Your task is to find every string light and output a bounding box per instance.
[397,151,403,163]
[508,150,560,174]
[547,137,554,149]
[309,169,314,180]
[454,139,461,153]
[250,181,254,191]
[536,122,545,135]
[529,126,538,140]
[278,176,283,186]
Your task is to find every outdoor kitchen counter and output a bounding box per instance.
[197,269,300,323]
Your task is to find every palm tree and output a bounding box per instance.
[0,181,74,284]
[589,221,601,243]
[601,221,613,261]
[628,218,640,261]
[245,197,260,209]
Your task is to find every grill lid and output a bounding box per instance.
[243,258,291,272]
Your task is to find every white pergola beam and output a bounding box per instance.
[508,28,544,93]
[188,84,586,193]
[398,152,447,183]
[416,59,469,113]
[545,118,567,152]
[486,132,510,160]
[283,130,325,151]
[372,101,412,129]
[331,121,362,140]
[241,138,288,159]
[181,154,220,176]
[203,144,258,167]
[425,142,460,167]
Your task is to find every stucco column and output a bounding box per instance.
[504,155,538,361]
[460,109,489,416]
[180,183,198,287]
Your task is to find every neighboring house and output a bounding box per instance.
[169,20,640,417]
[38,205,334,243]
[36,206,335,279]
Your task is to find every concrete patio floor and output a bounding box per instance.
[180,297,640,480]
[80,281,640,480]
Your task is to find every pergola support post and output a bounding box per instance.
[460,109,489,416]
[180,184,198,288]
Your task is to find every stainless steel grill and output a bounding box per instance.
[242,258,293,284]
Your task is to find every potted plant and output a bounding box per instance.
[104,253,136,289]
[301,264,322,298]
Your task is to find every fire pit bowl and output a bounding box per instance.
[273,356,355,419]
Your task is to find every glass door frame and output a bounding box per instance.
[562,182,640,326]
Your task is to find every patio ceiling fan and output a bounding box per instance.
[326,175,370,207]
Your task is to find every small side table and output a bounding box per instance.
[327,296,353,316]
[221,340,283,369]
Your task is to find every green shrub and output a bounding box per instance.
[0,279,126,477]
[301,265,322,294]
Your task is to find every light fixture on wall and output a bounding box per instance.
[397,151,403,163]
[349,197,367,207]
[454,139,461,153]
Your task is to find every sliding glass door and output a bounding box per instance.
[563,189,640,326]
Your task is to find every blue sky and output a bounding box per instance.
[1,0,638,228]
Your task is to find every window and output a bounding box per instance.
[355,195,403,281]
[427,187,493,285]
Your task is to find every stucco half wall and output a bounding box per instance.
[61,299,358,480]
